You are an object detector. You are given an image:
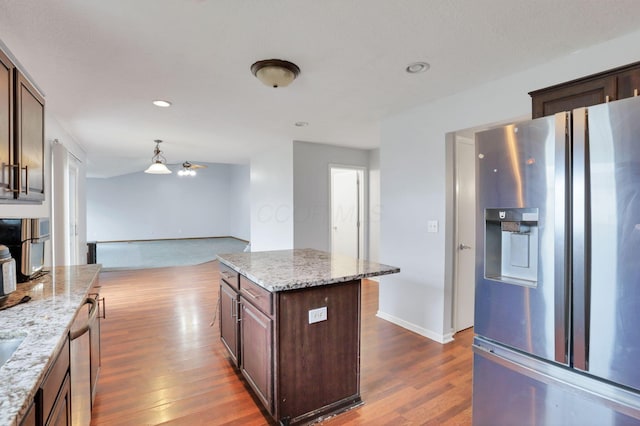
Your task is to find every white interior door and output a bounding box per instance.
[67,153,80,264]
[454,136,476,331]
[331,167,364,258]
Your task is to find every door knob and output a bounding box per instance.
[458,243,472,250]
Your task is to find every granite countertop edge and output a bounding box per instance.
[217,249,400,292]
[0,264,102,426]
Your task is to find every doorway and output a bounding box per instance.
[330,166,365,259]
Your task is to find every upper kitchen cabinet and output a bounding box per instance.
[617,67,640,99]
[530,61,640,119]
[15,71,45,202]
[0,48,15,200]
[0,45,45,203]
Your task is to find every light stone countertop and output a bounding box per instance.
[0,264,101,426]
[217,248,400,292]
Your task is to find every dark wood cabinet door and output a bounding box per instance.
[617,67,640,99]
[46,373,71,426]
[530,75,616,119]
[240,298,273,413]
[15,71,44,202]
[220,281,239,366]
[0,49,14,199]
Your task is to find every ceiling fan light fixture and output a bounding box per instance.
[251,59,300,88]
[178,161,204,177]
[144,139,172,174]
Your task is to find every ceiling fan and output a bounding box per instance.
[177,161,207,176]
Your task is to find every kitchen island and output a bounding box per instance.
[0,265,101,426]
[217,249,400,425]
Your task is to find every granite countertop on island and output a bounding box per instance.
[217,248,400,292]
[0,264,101,426]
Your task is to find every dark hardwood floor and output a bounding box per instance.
[90,261,473,426]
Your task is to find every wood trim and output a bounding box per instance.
[528,60,640,97]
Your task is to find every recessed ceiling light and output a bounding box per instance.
[294,121,309,127]
[152,100,172,107]
[405,62,430,74]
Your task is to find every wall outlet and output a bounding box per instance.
[427,220,439,233]
[308,306,328,324]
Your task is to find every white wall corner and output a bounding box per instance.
[376,310,455,344]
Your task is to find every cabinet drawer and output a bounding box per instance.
[240,276,273,315]
[40,337,70,425]
[219,263,239,290]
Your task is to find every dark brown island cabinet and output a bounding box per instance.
[218,249,399,426]
[529,60,640,118]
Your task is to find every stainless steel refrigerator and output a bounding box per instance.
[473,95,640,425]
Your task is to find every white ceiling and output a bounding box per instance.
[1,0,639,177]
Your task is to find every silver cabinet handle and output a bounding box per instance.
[22,165,28,195]
[241,287,259,299]
[4,163,20,193]
[458,243,472,250]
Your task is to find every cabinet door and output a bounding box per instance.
[531,75,616,118]
[46,373,71,426]
[240,298,273,413]
[617,67,640,99]
[15,71,44,202]
[0,49,14,199]
[220,281,239,366]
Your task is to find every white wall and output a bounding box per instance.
[379,28,640,343]
[228,164,250,241]
[293,141,371,254]
[86,163,249,241]
[250,142,294,252]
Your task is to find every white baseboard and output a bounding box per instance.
[376,310,455,344]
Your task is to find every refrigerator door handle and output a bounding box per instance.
[554,112,571,365]
[572,107,590,371]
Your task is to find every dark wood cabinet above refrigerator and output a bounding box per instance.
[529,61,640,119]
[0,46,45,203]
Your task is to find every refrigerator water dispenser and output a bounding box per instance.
[484,208,539,287]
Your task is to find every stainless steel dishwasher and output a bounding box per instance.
[70,297,99,426]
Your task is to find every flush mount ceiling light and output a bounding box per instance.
[251,59,300,88]
[405,61,430,74]
[152,99,172,107]
[144,139,172,174]
[294,121,309,127]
